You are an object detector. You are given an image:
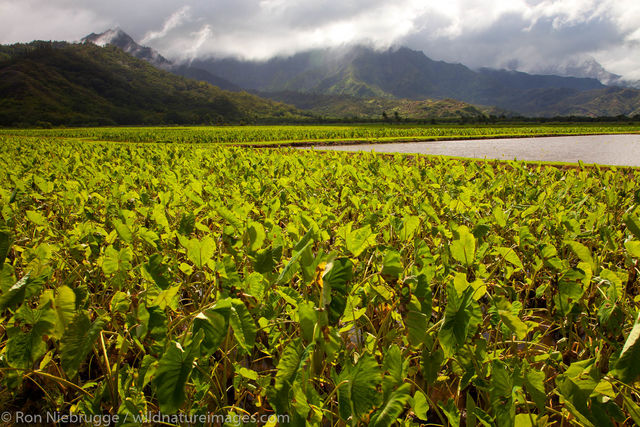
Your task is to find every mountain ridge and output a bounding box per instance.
[191,45,630,116]
[81,30,508,120]
[5,29,640,123]
[188,44,640,117]
[0,41,306,126]
[257,91,510,119]
[528,55,640,89]
[83,29,240,91]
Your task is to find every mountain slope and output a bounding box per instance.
[170,64,241,92]
[529,56,640,89]
[259,91,507,119]
[191,45,640,117]
[83,29,240,91]
[0,41,306,126]
[536,87,640,117]
[83,28,172,69]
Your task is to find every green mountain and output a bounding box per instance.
[81,29,502,120]
[194,45,640,117]
[82,29,241,92]
[530,87,640,117]
[259,91,508,119]
[0,41,307,126]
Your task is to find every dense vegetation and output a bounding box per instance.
[1,130,640,425]
[256,92,505,120]
[0,42,307,127]
[2,123,639,146]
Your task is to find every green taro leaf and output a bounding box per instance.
[152,204,170,230]
[565,240,595,270]
[494,247,523,270]
[60,312,105,378]
[322,258,353,324]
[246,221,266,252]
[371,383,411,427]
[6,328,46,370]
[7,307,56,369]
[228,299,257,354]
[421,345,444,386]
[102,246,134,275]
[337,354,382,421]
[294,228,314,252]
[178,212,195,235]
[495,296,528,340]
[110,291,130,313]
[399,215,420,242]
[610,312,640,384]
[439,285,475,357]
[254,247,278,274]
[0,264,15,294]
[26,210,47,226]
[600,269,623,301]
[268,339,313,415]
[554,266,588,316]
[0,229,10,268]
[412,390,430,420]
[298,301,317,344]
[493,206,507,228]
[181,235,216,269]
[438,398,460,427]
[382,344,405,391]
[0,273,30,310]
[381,250,404,279]
[54,285,77,338]
[113,219,132,243]
[406,308,429,347]
[473,407,495,427]
[299,243,320,283]
[490,361,515,427]
[153,332,203,414]
[453,272,486,301]
[192,300,231,355]
[345,224,377,257]
[622,394,640,426]
[525,368,547,411]
[450,226,476,267]
[556,359,600,427]
[472,223,491,239]
[215,204,243,230]
[624,240,640,258]
[144,254,171,290]
[465,391,478,427]
[624,214,640,239]
[276,240,312,284]
[514,414,539,427]
[146,305,168,341]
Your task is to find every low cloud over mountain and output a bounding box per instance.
[2,0,640,81]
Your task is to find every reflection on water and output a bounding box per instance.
[309,134,640,167]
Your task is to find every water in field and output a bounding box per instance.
[309,134,640,167]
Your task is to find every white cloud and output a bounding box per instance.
[0,1,106,43]
[0,0,639,80]
[141,6,191,44]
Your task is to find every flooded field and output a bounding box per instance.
[311,134,640,166]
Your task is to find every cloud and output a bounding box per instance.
[0,0,639,80]
[141,6,191,44]
[0,1,107,43]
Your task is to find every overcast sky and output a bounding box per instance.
[2,0,640,79]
